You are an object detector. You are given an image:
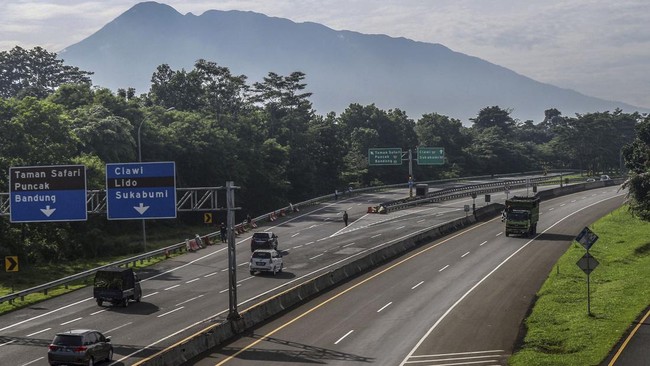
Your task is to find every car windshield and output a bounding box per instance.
[508,211,529,220]
[52,335,82,346]
[252,252,271,259]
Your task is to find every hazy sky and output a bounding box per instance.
[1,0,648,109]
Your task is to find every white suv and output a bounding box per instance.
[249,249,284,275]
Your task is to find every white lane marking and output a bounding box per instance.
[377,302,393,313]
[411,350,504,358]
[343,242,356,248]
[238,262,248,267]
[185,278,200,284]
[411,281,424,290]
[105,322,133,334]
[334,330,354,345]
[117,194,625,365]
[90,309,107,315]
[549,207,555,211]
[305,241,315,246]
[439,265,449,272]
[26,328,51,337]
[479,241,487,246]
[220,268,228,272]
[175,294,204,307]
[143,291,159,298]
[20,357,44,365]
[237,277,254,284]
[293,245,304,249]
[317,237,328,242]
[395,226,405,230]
[206,271,219,276]
[310,254,325,260]
[461,251,470,258]
[496,232,503,237]
[560,203,566,206]
[219,284,242,294]
[292,233,300,238]
[417,219,426,223]
[164,284,180,291]
[0,340,16,347]
[398,194,624,366]
[371,234,382,238]
[157,306,184,318]
[60,317,82,326]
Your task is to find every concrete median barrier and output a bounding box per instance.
[137,183,597,365]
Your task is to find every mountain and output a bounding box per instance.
[59,1,648,123]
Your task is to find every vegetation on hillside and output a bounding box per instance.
[0,46,646,266]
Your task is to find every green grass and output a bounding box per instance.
[510,206,650,366]
[0,223,218,315]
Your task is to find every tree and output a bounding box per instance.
[0,46,93,99]
[623,114,650,220]
[470,106,516,133]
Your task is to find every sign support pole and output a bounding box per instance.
[587,250,592,316]
[226,181,241,321]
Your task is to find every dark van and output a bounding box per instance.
[93,267,142,307]
[250,232,279,252]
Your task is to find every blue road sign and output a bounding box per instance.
[9,165,87,223]
[106,162,177,220]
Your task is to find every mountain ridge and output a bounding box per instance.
[59,1,648,123]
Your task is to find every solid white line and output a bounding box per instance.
[185,278,200,284]
[439,265,449,272]
[310,254,324,260]
[334,330,354,344]
[164,284,180,291]
[104,322,133,334]
[175,295,204,307]
[60,317,82,326]
[143,291,159,298]
[461,251,470,258]
[479,241,487,246]
[343,242,356,248]
[26,328,51,337]
[410,350,504,357]
[20,357,44,366]
[157,306,184,318]
[377,302,393,312]
[411,281,424,290]
[404,357,498,364]
[398,194,623,366]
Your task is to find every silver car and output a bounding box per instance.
[48,329,113,366]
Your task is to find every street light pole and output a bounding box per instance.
[136,107,174,253]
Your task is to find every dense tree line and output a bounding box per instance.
[0,46,645,264]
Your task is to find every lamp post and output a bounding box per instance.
[136,107,174,252]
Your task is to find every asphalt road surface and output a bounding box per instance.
[184,187,625,366]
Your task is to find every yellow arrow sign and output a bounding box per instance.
[5,256,18,272]
[203,213,213,224]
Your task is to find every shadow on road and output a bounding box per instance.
[187,333,373,365]
[534,233,577,242]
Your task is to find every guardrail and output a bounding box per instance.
[0,170,580,305]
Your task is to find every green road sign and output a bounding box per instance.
[417,147,445,165]
[368,148,402,165]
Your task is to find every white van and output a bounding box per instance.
[249,249,283,275]
[600,175,611,181]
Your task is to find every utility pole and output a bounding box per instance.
[226,181,241,321]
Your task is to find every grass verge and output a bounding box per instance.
[0,223,217,315]
[510,206,650,365]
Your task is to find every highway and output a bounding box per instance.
[184,186,625,366]
[0,181,485,366]
[0,180,621,366]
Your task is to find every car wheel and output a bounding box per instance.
[123,298,129,307]
[250,270,255,275]
[106,348,113,361]
[272,266,277,276]
[87,356,94,366]
[278,264,283,273]
[136,293,142,303]
[96,299,102,307]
